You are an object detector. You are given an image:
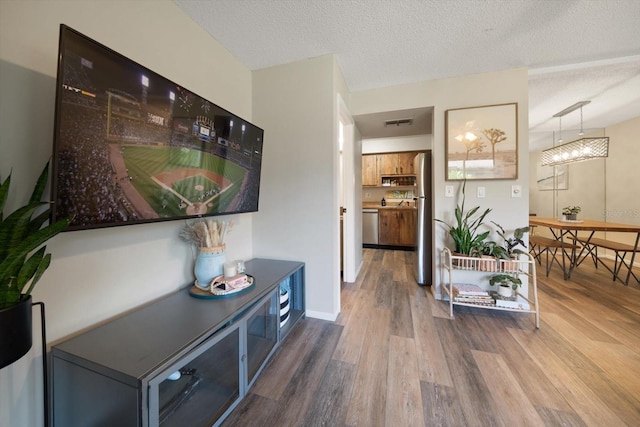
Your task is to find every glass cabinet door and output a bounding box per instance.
[246,291,278,387]
[148,325,240,427]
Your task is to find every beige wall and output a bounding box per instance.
[362,134,433,154]
[605,116,640,230]
[0,1,253,426]
[252,54,345,320]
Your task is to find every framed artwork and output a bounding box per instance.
[445,103,518,181]
[536,163,568,191]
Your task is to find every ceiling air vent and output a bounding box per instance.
[384,118,413,127]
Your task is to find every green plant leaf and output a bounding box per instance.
[0,217,70,295]
[0,172,11,222]
[27,208,52,235]
[16,246,47,291]
[0,162,70,309]
[0,201,48,263]
[21,251,51,298]
[0,283,21,309]
[29,162,49,204]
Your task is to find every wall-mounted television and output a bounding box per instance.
[51,25,263,231]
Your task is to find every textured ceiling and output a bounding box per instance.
[174,0,640,150]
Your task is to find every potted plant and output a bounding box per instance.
[436,181,491,257]
[0,162,71,368]
[489,273,522,297]
[491,223,529,257]
[562,206,581,221]
[470,240,505,272]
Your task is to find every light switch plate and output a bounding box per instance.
[477,186,486,198]
[511,185,522,198]
[445,185,454,198]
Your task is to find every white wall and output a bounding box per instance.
[252,54,343,320]
[0,1,254,426]
[351,68,530,297]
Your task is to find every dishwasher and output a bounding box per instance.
[362,209,379,245]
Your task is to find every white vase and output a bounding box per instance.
[194,245,226,289]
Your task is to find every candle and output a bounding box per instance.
[235,260,246,274]
[224,262,237,278]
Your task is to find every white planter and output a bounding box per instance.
[497,284,513,298]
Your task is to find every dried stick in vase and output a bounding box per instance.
[208,220,220,246]
[219,221,227,246]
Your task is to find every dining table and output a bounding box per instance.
[528,217,640,285]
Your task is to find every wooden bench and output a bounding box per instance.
[574,237,639,284]
[529,235,580,277]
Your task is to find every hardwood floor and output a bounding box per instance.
[222,249,640,426]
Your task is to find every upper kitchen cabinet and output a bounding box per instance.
[378,152,415,175]
[363,151,419,187]
[362,154,379,186]
[396,152,416,175]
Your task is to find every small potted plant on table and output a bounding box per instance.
[562,206,581,221]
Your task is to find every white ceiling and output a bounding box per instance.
[174,0,640,151]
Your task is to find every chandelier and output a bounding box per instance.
[541,101,609,166]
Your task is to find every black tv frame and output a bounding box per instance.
[51,25,263,231]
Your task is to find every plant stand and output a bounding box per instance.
[0,299,49,426]
[441,248,540,328]
[33,302,49,427]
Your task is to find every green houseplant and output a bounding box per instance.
[470,240,506,272]
[0,162,70,368]
[562,205,581,220]
[489,273,522,297]
[436,181,491,255]
[491,222,529,258]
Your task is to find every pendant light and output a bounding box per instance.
[541,101,609,166]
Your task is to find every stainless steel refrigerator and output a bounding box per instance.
[414,152,433,285]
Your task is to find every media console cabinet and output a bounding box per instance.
[52,258,305,427]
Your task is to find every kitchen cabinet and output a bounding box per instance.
[362,152,419,187]
[378,208,417,246]
[396,152,416,175]
[378,153,399,175]
[362,154,379,186]
[378,152,416,175]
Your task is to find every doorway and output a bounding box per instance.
[338,95,360,283]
